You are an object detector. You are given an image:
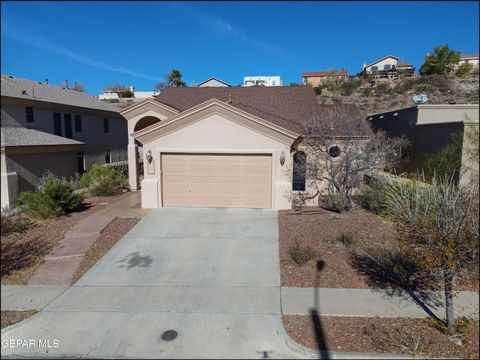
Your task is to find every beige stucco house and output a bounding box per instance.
[1,74,127,208]
[197,77,231,87]
[121,86,369,210]
[369,104,479,187]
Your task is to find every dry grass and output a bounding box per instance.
[71,217,139,284]
[1,310,37,329]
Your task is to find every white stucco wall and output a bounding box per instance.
[139,113,293,210]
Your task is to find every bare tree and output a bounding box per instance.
[71,83,85,92]
[155,74,170,92]
[294,104,407,210]
[383,175,479,334]
[106,82,128,92]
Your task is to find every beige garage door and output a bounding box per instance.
[161,153,272,208]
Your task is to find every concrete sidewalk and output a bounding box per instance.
[281,287,479,319]
[28,192,149,286]
[1,285,68,311]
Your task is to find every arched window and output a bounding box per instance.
[292,151,306,191]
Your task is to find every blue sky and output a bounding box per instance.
[1,1,478,95]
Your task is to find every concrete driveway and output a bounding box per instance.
[1,208,303,358]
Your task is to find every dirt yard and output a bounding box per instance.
[279,207,479,292]
[283,315,480,359]
[1,192,133,285]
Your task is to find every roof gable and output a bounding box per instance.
[197,77,231,87]
[132,98,298,145]
[364,55,399,68]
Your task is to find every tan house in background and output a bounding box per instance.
[1,74,127,207]
[369,104,479,187]
[197,77,231,87]
[121,86,366,210]
[302,70,348,86]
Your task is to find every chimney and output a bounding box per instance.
[129,85,134,92]
[227,95,232,104]
[65,79,69,89]
[45,78,49,84]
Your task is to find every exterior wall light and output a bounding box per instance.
[146,150,153,164]
[279,151,286,166]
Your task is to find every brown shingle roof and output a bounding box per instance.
[154,86,319,134]
[302,70,348,77]
[153,86,370,137]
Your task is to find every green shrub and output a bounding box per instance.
[374,82,392,97]
[455,63,473,78]
[314,85,323,96]
[340,79,361,96]
[43,181,83,213]
[289,242,317,266]
[361,177,389,213]
[324,193,351,213]
[119,90,134,98]
[17,181,82,219]
[80,164,126,196]
[424,133,462,181]
[18,191,61,219]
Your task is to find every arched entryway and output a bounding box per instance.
[129,116,162,191]
[134,116,162,132]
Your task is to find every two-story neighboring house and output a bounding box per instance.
[363,55,415,79]
[301,70,349,86]
[1,74,127,207]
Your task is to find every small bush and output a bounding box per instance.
[324,193,351,213]
[361,177,388,213]
[374,82,392,97]
[80,164,126,196]
[17,181,82,219]
[43,181,83,213]
[289,242,317,266]
[17,191,61,219]
[314,85,324,96]
[340,79,361,96]
[337,232,355,248]
[455,63,473,78]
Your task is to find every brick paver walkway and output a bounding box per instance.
[28,192,149,285]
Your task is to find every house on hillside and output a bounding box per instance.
[369,104,479,187]
[1,74,127,207]
[301,70,349,86]
[363,55,415,80]
[197,77,231,87]
[120,86,371,210]
[243,76,282,87]
[98,85,159,101]
[455,54,480,70]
